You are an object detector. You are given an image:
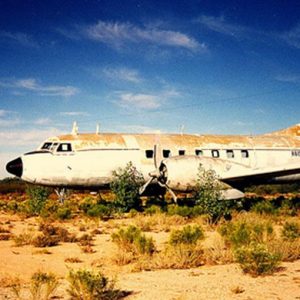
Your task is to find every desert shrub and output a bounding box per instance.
[111,225,155,256]
[56,207,72,220]
[79,197,96,213]
[110,162,144,212]
[0,200,7,210]
[281,221,300,241]
[32,234,60,247]
[30,271,59,300]
[169,225,204,246]
[219,219,274,249]
[144,205,162,216]
[26,186,50,215]
[67,269,126,300]
[39,223,77,243]
[194,165,227,222]
[167,205,193,218]
[65,257,83,263]
[77,234,94,246]
[13,232,34,247]
[7,200,19,213]
[235,242,281,276]
[0,233,11,240]
[86,204,113,219]
[251,201,276,215]
[269,239,300,262]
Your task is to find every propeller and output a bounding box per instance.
[139,139,178,203]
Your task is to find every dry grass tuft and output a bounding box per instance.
[65,257,83,263]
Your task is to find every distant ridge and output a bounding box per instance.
[265,123,300,136]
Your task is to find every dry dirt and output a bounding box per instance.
[0,212,299,300]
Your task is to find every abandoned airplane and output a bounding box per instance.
[6,123,300,201]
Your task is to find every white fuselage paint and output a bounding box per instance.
[19,132,300,189]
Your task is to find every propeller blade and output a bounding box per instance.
[158,181,177,203]
[139,176,154,195]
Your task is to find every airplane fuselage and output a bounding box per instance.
[6,125,300,192]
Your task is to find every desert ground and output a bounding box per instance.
[0,199,299,300]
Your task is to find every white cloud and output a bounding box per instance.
[102,67,142,83]
[0,110,8,117]
[34,118,52,125]
[0,78,79,97]
[275,74,300,83]
[117,93,161,109]
[83,21,204,51]
[60,111,89,116]
[196,15,247,38]
[0,128,62,147]
[0,118,20,127]
[0,31,39,48]
[280,24,300,49]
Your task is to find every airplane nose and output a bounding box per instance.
[6,157,23,177]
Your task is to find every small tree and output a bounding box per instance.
[110,162,144,212]
[194,164,227,222]
[26,186,51,215]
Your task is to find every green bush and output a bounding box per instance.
[282,221,300,241]
[251,201,276,215]
[110,162,144,212]
[56,207,72,220]
[67,269,125,300]
[86,204,113,219]
[235,242,281,276]
[194,164,227,222]
[169,225,204,246]
[111,225,155,255]
[219,219,274,248]
[26,186,50,215]
[7,200,19,213]
[144,205,162,215]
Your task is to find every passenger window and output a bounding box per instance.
[178,150,185,156]
[241,150,249,158]
[57,143,72,152]
[226,150,234,158]
[163,150,171,158]
[195,149,203,156]
[212,150,220,158]
[41,142,52,150]
[145,150,154,159]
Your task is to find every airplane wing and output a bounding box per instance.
[220,162,300,189]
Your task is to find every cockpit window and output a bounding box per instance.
[57,143,72,152]
[41,142,52,150]
[50,143,59,151]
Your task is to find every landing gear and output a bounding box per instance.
[55,188,66,204]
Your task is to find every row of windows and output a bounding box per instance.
[145,149,249,159]
[41,142,72,152]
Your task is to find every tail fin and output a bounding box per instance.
[265,123,300,136]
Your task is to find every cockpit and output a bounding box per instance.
[39,142,73,153]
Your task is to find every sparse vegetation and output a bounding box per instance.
[169,225,204,246]
[67,269,127,300]
[111,225,156,257]
[281,221,300,241]
[30,271,59,300]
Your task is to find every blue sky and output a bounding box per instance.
[1,0,300,177]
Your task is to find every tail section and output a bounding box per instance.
[265,123,300,137]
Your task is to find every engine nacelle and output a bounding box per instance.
[159,155,246,192]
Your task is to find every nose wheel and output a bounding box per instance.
[55,188,66,203]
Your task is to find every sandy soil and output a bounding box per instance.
[0,212,299,300]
